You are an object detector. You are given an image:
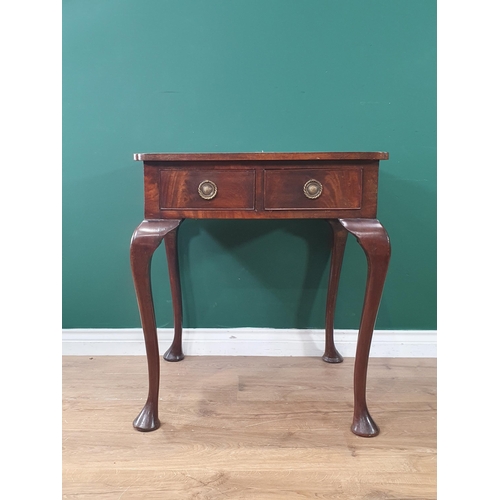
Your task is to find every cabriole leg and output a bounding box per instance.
[323,220,348,363]
[338,218,391,437]
[163,222,185,362]
[130,219,182,431]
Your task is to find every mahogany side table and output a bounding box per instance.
[130,152,391,437]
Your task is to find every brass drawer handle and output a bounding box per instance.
[303,179,322,199]
[198,180,217,200]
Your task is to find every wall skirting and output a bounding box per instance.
[62,328,436,357]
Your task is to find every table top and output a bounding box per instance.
[134,152,389,162]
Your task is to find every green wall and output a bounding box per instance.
[63,0,436,330]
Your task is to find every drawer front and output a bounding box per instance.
[159,169,255,210]
[264,168,362,210]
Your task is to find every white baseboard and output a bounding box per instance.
[62,328,436,357]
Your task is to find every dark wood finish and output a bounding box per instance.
[144,160,379,220]
[159,169,255,210]
[337,218,391,437]
[323,220,348,364]
[129,219,182,431]
[134,152,389,161]
[130,152,391,437]
[264,168,362,210]
[163,221,185,362]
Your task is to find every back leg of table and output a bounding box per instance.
[323,219,347,363]
[163,222,185,362]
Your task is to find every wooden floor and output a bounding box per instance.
[63,356,436,499]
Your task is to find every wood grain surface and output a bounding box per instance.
[63,356,436,499]
[143,161,379,219]
[159,169,255,210]
[263,169,362,210]
[134,152,389,162]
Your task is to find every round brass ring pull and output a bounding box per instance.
[303,179,323,199]
[198,180,217,200]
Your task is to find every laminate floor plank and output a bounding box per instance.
[63,356,436,499]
